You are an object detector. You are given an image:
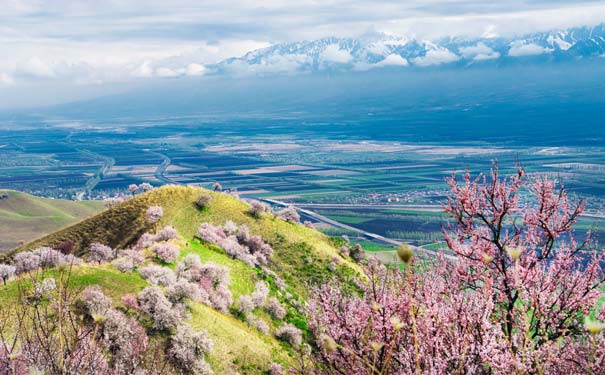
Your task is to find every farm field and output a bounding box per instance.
[2,117,605,253]
[0,190,104,252]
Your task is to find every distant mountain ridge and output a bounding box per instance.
[213,24,605,75]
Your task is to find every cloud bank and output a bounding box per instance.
[0,0,604,92]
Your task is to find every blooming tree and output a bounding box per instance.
[145,205,163,224]
[139,182,154,192]
[151,242,180,263]
[300,165,605,374]
[195,193,212,209]
[89,243,114,263]
[276,206,300,224]
[0,264,16,284]
[128,184,139,196]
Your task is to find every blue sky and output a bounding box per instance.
[0,0,605,107]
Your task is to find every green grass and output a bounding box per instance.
[0,264,147,305]
[16,186,363,294]
[352,240,396,252]
[0,190,103,253]
[180,240,257,300]
[6,185,368,373]
[189,304,290,374]
[325,215,371,224]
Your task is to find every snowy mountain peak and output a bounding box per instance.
[213,24,605,76]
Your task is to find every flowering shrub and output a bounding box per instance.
[20,247,83,270]
[81,285,113,321]
[112,249,145,273]
[128,184,139,196]
[268,363,285,375]
[349,243,365,263]
[120,294,139,311]
[251,281,269,307]
[137,286,182,330]
[13,251,40,274]
[248,316,270,335]
[33,277,56,299]
[166,279,203,304]
[156,225,178,241]
[138,265,177,286]
[275,206,300,223]
[139,182,154,192]
[89,242,114,263]
[275,323,302,347]
[238,295,255,314]
[145,205,163,224]
[32,247,63,267]
[168,324,213,375]
[0,264,16,284]
[102,308,149,373]
[248,200,269,218]
[300,165,605,374]
[175,256,233,312]
[195,193,212,209]
[104,195,129,207]
[266,297,286,320]
[151,242,180,263]
[197,222,273,267]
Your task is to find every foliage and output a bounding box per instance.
[168,324,214,375]
[152,242,180,263]
[276,206,301,224]
[196,193,213,210]
[89,242,114,263]
[299,165,605,374]
[146,205,164,224]
[197,222,273,267]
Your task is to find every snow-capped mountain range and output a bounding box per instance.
[212,24,605,75]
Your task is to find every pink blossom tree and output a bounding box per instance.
[300,164,605,374]
[151,242,180,263]
[145,205,163,225]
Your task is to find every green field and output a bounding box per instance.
[0,190,103,252]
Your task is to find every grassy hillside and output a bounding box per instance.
[4,185,364,373]
[15,186,363,291]
[0,190,103,253]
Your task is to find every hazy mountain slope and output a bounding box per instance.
[0,190,103,252]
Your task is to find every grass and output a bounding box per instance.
[352,240,396,252]
[0,190,103,253]
[16,185,363,294]
[6,185,368,373]
[0,264,147,306]
[189,304,290,374]
[325,215,371,224]
[179,240,257,301]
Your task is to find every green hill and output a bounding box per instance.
[0,190,103,253]
[3,186,364,374]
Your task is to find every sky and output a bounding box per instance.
[1,0,605,108]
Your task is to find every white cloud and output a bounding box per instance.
[375,54,409,67]
[412,49,459,67]
[224,53,310,76]
[508,42,552,57]
[474,52,501,61]
[185,63,206,76]
[155,67,181,78]
[321,44,353,64]
[16,57,55,78]
[132,61,154,78]
[459,43,500,60]
[0,73,13,85]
